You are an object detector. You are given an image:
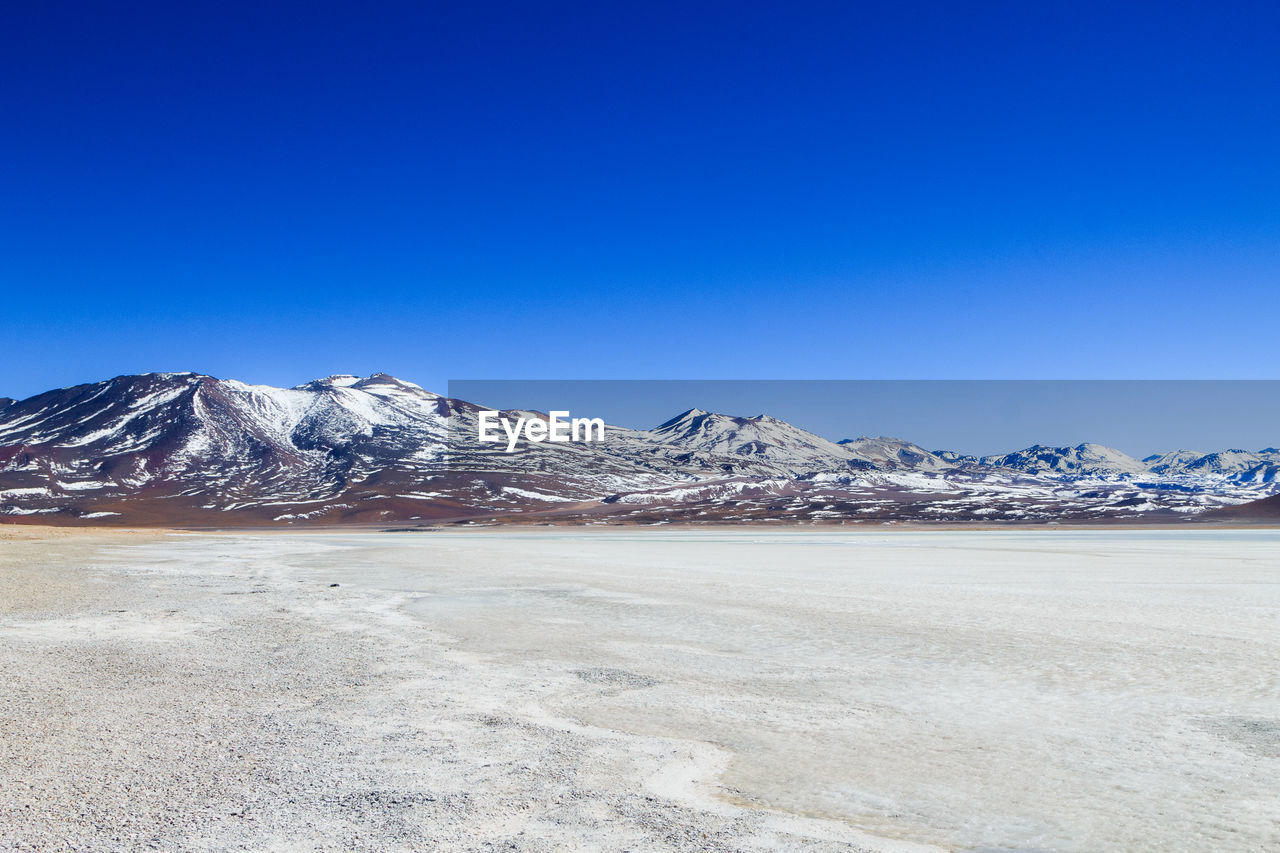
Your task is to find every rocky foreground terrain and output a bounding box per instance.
[0,372,1277,526]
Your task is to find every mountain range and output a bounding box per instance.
[1,372,1277,526]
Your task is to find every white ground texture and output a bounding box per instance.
[1,529,1278,852]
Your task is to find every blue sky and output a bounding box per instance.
[2,1,1278,401]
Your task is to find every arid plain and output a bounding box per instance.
[2,527,1277,851]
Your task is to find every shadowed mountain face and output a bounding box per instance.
[1,373,1277,526]
[1203,492,1280,520]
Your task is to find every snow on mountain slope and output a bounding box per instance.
[1142,448,1280,489]
[0,373,456,520]
[1163,449,1280,489]
[0,373,1276,525]
[838,436,954,472]
[1175,448,1280,474]
[432,400,701,505]
[979,443,1149,480]
[934,450,979,464]
[645,408,872,475]
[1142,450,1205,473]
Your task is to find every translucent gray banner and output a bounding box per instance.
[438,380,1279,524]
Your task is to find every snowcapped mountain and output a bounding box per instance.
[645,408,873,475]
[0,372,1276,526]
[978,443,1149,479]
[0,372,453,524]
[933,450,979,464]
[1157,448,1280,488]
[1142,449,1205,473]
[1142,448,1280,489]
[838,436,954,472]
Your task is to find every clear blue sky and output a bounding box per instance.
[2,1,1278,401]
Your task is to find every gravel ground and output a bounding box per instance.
[0,531,923,852]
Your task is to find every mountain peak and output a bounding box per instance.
[293,373,430,395]
[1076,442,1121,453]
[980,442,1146,478]
[299,374,361,389]
[653,408,710,430]
[353,373,425,391]
[839,435,956,472]
[3,371,1279,525]
[646,405,862,475]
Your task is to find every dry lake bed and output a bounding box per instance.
[2,528,1278,851]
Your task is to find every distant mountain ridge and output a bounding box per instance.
[648,408,872,475]
[978,443,1149,478]
[1,372,1276,526]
